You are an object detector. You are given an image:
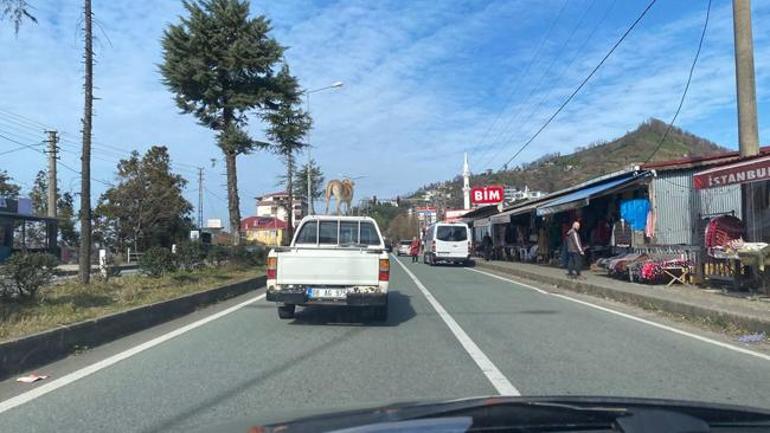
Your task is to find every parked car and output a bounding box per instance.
[265,215,390,321]
[396,240,412,256]
[422,222,472,266]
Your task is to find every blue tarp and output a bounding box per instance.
[620,199,649,230]
[536,175,645,216]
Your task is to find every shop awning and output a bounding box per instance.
[694,154,770,189]
[536,174,648,216]
[489,201,545,223]
[489,212,511,225]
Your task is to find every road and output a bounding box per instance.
[2,256,770,432]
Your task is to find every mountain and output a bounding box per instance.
[410,118,728,208]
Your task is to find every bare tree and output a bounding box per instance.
[79,0,93,284]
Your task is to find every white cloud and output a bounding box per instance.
[1,0,769,224]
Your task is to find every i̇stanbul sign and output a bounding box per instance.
[693,155,770,190]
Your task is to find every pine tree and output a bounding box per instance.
[160,0,288,245]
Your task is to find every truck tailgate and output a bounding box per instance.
[276,249,380,286]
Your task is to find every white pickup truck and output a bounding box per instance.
[266,215,390,321]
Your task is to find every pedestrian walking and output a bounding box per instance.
[565,221,585,278]
[409,236,420,263]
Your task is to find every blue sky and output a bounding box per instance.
[1,0,770,227]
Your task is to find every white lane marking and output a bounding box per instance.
[548,293,770,362]
[467,268,548,294]
[0,294,266,414]
[467,268,770,362]
[393,258,520,396]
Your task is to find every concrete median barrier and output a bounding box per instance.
[0,276,265,380]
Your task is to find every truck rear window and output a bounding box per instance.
[360,222,380,245]
[295,221,317,244]
[319,221,338,244]
[294,220,382,245]
[436,226,468,242]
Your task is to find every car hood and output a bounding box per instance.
[194,395,770,433]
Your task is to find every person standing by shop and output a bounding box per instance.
[409,236,420,263]
[481,233,493,261]
[566,221,585,278]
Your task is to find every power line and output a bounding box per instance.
[473,0,570,166]
[485,0,619,170]
[500,0,659,170]
[644,0,712,163]
[0,108,204,171]
[0,144,33,156]
[480,0,599,170]
[204,186,227,203]
[0,132,44,153]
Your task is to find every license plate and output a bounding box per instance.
[307,288,347,299]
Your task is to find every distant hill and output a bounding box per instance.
[410,118,728,208]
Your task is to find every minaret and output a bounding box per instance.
[462,152,471,210]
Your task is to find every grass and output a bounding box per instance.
[0,265,263,342]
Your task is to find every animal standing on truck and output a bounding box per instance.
[324,178,355,215]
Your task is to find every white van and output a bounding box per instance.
[422,222,472,266]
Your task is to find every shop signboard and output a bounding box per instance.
[470,185,504,205]
[694,155,770,189]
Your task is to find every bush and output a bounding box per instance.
[138,247,177,278]
[175,241,206,271]
[0,253,59,301]
[206,245,231,267]
[230,245,267,268]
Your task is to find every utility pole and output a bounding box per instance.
[732,0,760,241]
[733,0,759,157]
[45,130,58,218]
[197,167,204,229]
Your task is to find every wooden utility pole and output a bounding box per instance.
[733,0,759,158]
[79,0,94,284]
[45,130,58,218]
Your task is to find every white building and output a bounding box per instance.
[255,191,307,227]
[503,185,546,203]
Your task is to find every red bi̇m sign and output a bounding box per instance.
[470,185,504,205]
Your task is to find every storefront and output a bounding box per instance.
[475,170,652,264]
[694,154,770,293]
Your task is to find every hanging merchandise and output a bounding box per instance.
[612,220,632,247]
[645,210,656,239]
[704,215,744,248]
[620,199,650,230]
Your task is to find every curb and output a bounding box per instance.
[0,275,265,380]
[476,262,770,334]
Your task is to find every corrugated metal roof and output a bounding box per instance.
[642,146,770,171]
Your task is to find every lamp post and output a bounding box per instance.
[305,81,344,215]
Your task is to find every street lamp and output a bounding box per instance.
[305,81,344,215]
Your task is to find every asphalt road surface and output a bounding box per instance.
[2,256,770,432]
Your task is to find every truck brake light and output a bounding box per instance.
[267,257,277,279]
[378,258,390,281]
